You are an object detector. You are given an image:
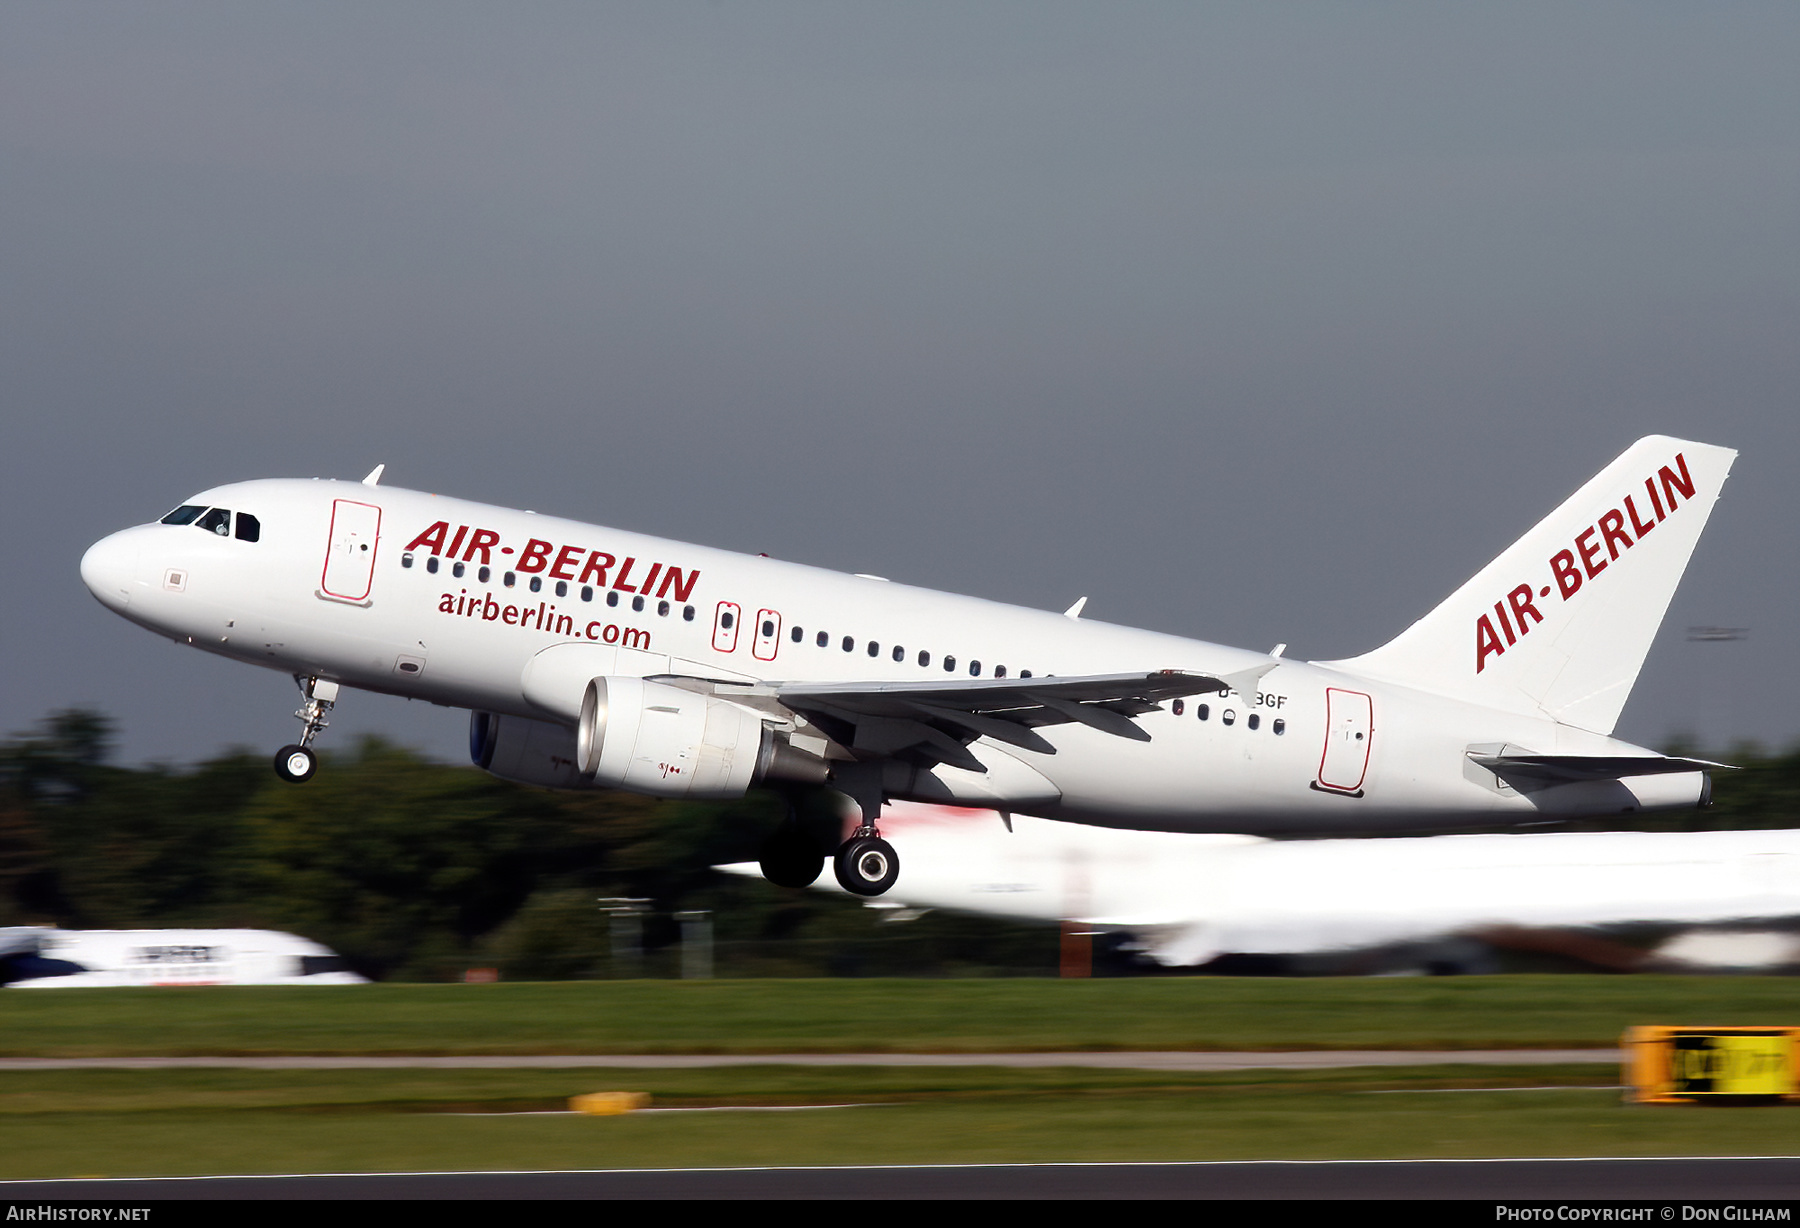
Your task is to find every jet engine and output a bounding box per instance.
[471,677,828,798]
[577,676,826,799]
[469,710,587,790]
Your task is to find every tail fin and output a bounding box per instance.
[1329,436,1736,734]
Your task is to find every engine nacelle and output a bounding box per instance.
[469,710,586,790]
[471,679,830,798]
[577,676,773,799]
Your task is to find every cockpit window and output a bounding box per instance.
[195,508,232,536]
[234,512,260,542]
[160,505,205,526]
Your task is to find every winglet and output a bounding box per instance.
[1063,597,1088,619]
[362,464,385,487]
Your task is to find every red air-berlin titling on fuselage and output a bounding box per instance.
[1473,451,1698,674]
[402,521,703,603]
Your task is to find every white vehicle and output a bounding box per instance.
[80,436,1734,898]
[728,802,1800,972]
[0,928,367,987]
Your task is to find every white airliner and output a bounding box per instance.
[80,436,1735,898]
[0,927,366,987]
[730,802,1800,973]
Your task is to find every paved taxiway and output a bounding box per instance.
[0,1049,1619,1071]
[5,1158,1799,1199]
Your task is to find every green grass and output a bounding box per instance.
[2,1064,1797,1180]
[4,976,1799,1057]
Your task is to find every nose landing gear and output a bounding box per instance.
[273,676,338,783]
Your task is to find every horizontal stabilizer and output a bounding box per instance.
[1469,753,1729,786]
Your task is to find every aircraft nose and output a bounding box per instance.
[81,531,140,612]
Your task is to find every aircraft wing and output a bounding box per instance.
[760,669,1253,771]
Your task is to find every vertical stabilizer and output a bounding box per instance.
[1328,436,1736,734]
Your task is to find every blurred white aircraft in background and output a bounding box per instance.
[727,803,1800,974]
[82,436,1736,897]
[0,928,366,987]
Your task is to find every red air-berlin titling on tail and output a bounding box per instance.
[1475,450,1699,674]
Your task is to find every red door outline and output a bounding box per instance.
[1317,687,1373,793]
[712,602,741,653]
[320,499,381,602]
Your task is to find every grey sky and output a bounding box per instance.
[3,3,1794,765]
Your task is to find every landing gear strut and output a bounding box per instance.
[273,676,338,784]
[829,765,901,897]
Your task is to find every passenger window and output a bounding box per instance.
[1273,719,1286,736]
[427,556,440,574]
[994,665,1006,678]
[401,554,414,569]
[1197,703,1209,720]
[918,650,930,667]
[842,636,854,652]
[1222,709,1236,726]
[944,655,956,672]
[658,600,670,616]
[632,595,645,612]
[969,661,981,676]
[504,572,515,587]
[529,576,542,593]
[1172,699,1184,716]
[160,505,205,526]
[763,619,776,638]
[683,605,695,621]
[555,581,568,597]
[234,513,260,542]
[581,585,593,601]
[892,645,904,662]
[791,626,803,643]
[1020,670,1032,678]
[817,631,829,647]
[453,562,466,578]
[605,591,617,607]
[720,611,734,629]
[196,508,231,536]
[867,641,880,657]
[479,566,491,583]
[1248,714,1261,730]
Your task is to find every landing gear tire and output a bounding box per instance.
[759,824,826,889]
[274,744,317,783]
[834,835,899,897]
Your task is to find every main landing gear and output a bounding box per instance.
[833,832,899,897]
[758,820,825,889]
[829,767,900,898]
[756,784,902,898]
[273,676,338,784]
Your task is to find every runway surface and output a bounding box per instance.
[4,1157,1797,1199]
[0,1049,1619,1070]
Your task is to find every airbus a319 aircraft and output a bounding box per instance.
[81,436,1734,897]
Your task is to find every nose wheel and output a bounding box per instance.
[273,676,338,783]
[274,745,318,783]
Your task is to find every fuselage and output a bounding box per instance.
[80,477,1699,835]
